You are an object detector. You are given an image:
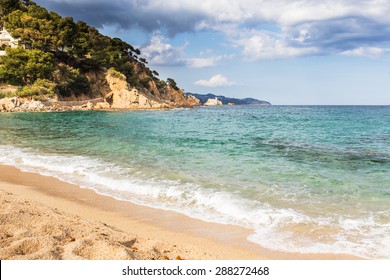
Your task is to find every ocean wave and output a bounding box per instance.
[0,145,389,259]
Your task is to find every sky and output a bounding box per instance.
[34,0,390,105]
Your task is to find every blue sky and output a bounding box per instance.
[35,0,390,105]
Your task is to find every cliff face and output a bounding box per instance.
[0,69,201,112]
[0,1,200,111]
[105,70,200,110]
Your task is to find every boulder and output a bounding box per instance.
[0,97,22,111]
[20,100,45,111]
[95,102,111,110]
[86,101,93,110]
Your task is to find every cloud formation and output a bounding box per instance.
[233,30,319,60]
[141,32,221,67]
[195,74,235,87]
[340,47,389,58]
[35,0,390,60]
[141,32,186,66]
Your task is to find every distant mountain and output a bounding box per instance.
[187,93,271,106]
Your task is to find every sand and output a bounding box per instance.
[0,164,361,260]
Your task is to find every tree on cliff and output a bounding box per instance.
[0,0,187,104]
[0,47,54,85]
[0,0,20,18]
[167,78,179,90]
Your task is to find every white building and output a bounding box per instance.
[0,27,19,56]
[204,97,223,106]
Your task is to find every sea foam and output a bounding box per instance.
[1,145,389,259]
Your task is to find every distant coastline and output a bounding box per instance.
[187,92,271,106]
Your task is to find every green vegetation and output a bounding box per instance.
[53,63,90,97]
[0,0,173,101]
[167,78,179,91]
[0,89,14,99]
[0,47,54,85]
[107,67,125,80]
[16,78,56,100]
[0,0,20,18]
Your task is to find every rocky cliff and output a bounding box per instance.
[0,69,201,112]
[104,69,200,110]
[0,1,201,112]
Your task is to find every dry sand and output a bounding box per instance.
[0,164,361,260]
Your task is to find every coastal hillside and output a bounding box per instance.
[0,0,199,110]
[187,92,271,105]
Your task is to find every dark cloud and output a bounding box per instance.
[288,16,390,52]
[33,1,390,59]
[34,0,206,36]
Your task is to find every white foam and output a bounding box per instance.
[1,145,389,259]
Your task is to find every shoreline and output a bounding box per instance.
[0,164,361,260]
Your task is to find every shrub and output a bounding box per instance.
[107,67,125,80]
[16,79,56,100]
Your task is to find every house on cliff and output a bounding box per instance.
[0,27,19,56]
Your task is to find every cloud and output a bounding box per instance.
[141,32,186,66]
[234,30,318,60]
[195,74,235,87]
[187,57,221,68]
[286,16,390,52]
[141,32,221,67]
[34,0,390,60]
[35,0,207,35]
[340,47,388,58]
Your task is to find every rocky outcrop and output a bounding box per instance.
[204,98,223,106]
[186,94,201,107]
[105,70,198,110]
[106,71,168,110]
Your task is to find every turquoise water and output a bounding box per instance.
[0,106,389,258]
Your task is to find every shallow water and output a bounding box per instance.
[0,106,389,258]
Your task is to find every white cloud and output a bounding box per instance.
[195,74,235,87]
[187,57,221,68]
[340,47,388,58]
[234,31,318,60]
[141,32,186,66]
[141,32,222,67]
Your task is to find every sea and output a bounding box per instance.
[0,105,389,259]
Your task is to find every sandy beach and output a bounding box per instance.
[0,164,361,260]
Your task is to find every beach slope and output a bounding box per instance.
[0,165,360,260]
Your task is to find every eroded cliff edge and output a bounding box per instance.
[0,68,200,112]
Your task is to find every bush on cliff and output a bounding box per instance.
[16,79,56,100]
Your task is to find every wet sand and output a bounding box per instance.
[0,164,360,260]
